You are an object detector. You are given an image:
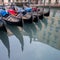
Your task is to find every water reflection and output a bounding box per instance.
[50,18,54,25]
[0,31,10,57]
[58,20,60,25]
[22,16,60,50]
[37,17,60,50]
[9,35,60,60]
[52,9,57,17]
[34,20,42,30]
[0,8,60,60]
[7,25,24,51]
[23,23,36,43]
[41,17,48,27]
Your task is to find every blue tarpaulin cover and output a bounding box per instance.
[0,9,8,16]
[24,7,32,12]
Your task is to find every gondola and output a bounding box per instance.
[8,8,33,23]
[0,8,23,27]
[0,8,23,26]
[30,7,49,20]
[3,14,23,27]
[44,10,50,17]
[6,4,37,23]
[17,7,38,23]
[7,8,33,24]
[0,18,7,32]
[37,8,50,18]
[32,11,43,20]
[22,13,33,23]
[24,8,44,20]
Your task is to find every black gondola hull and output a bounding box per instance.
[39,14,43,20]
[4,18,23,27]
[0,20,7,32]
[33,15,38,22]
[44,11,50,17]
[23,16,33,23]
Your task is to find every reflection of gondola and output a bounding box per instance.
[7,25,24,51]
[0,16,7,32]
[3,15,23,27]
[0,31,10,57]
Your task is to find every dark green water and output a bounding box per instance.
[0,8,60,60]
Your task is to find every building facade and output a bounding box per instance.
[31,0,60,4]
[0,0,60,5]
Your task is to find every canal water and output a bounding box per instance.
[0,8,60,60]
